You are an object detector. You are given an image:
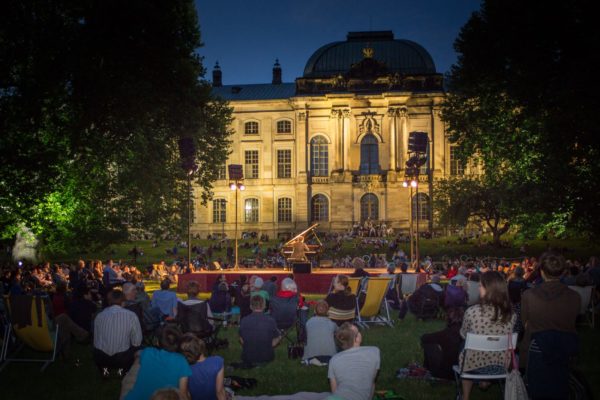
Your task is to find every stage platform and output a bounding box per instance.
[177,268,427,295]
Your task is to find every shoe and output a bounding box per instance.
[309,358,325,366]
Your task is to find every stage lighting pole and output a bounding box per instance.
[187,171,192,270]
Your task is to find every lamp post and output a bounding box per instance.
[228,164,244,270]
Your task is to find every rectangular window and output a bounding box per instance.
[244,150,259,179]
[212,199,226,223]
[278,198,292,222]
[245,198,259,223]
[277,149,292,178]
[245,121,259,134]
[450,146,464,175]
[216,164,226,180]
[277,120,291,134]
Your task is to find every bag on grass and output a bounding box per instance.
[505,334,527,400]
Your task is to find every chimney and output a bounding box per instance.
[212,61,222,87]
[272,59,282,85]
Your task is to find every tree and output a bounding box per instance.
[442,0,600,236]
[0,0,232,255]
[434,176,516,245]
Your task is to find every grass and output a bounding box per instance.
[45,235,600,267]
[1,291,599,400]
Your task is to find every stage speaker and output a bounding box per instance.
[292,262,311,274]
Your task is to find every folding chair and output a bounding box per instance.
[1,295,60,372]
[270,295,299,344]
[176,302,226,352]
[355,277,393,328]
[568,285,595,328]
[453,332,518,399]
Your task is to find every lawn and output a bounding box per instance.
[1,293,599,400]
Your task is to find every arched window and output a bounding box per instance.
[359,134,380,174]
[360,193,379,221]
[244,121,259,135]
[311,194,329,222]
[277,197,292,222]
[310,136,328,177]
[212,199,226,223]
[244,198,259,222]
[411,193,430,221]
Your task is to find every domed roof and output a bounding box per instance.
[303,31,436,77]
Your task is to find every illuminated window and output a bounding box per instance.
[212,199,226,223]
[244,150,259,179]
[216,164,226,180]
[277,120,292,134]
[311,194,329,222]
[411,193,430,221]
[310,136,328,177]
[244,121,259,135]
[360,193,379,221]
[277,149,292,178]
[278,197,292,222]
[450,145,464,175]
[245,198,259,223]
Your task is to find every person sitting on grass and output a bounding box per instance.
[328,322,380,400]
[151,278,179,319]
[122,325,191,400]
[303,300,338,366]
[250,276,269,303]
[180,334,226,400]
[238,294,281,367]
[420,307,465,380]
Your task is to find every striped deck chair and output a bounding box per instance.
[0,295,59,372]
[355,277,393,328]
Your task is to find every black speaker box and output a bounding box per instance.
[292,262,311,274]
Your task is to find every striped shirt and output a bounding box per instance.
[93,305,142,356]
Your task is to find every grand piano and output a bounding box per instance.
[281,223,323,272]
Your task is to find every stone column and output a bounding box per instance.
[330,109,343,171]
[398,107,409,168]
[387,108,398,170]
[342,109,351,171]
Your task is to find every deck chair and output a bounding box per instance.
[400,273,418,296]
[453,332,518,399]
[568,285,595,328]
[326,276,362,296]
[355,277,393,328]
[1,295,59,372]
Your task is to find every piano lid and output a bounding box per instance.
[283,223,323,248]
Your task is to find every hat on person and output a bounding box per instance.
[458,266,467,275]
[253,277,264,288]
[431,274,441,284]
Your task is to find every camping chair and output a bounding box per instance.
[270,295,299,344]
[400,273,418,296]
[568,285,595,328]
[355,277,393,328]
[0,295,60,372]
[176,302,226,352]
[453,332,518,399]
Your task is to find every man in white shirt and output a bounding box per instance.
[93,289,142,376]
[328,323,380,400]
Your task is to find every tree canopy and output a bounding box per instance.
[441,0,600,237]
[0,0,232,255]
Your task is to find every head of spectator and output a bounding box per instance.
[335,322,361,351]
[250,294,265,313]
[479,271,512,323]
[457,266,467,276]
[387,264,396,275]
[179,333,205,364]
[160,278,171,291]
[187,281,200,299]
[333,274,351,295]
[218,281,228,292]
[252,277,264,291]
[539,252,566,280]
[158,324,182,352]
[281,277,297,292]
[122,282,137,302]
[400,263,408,273]
[430,274,441,284]
[315,300,329,317]
[107,289,125,306]
[150,388,182,400]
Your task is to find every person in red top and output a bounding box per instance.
[51,282,89,358]
[446,264,458,280]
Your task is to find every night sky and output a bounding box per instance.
[195,0,482,85]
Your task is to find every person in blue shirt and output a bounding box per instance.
[180,334,226,400]
[124,325,192,400]
[151,279,179,318]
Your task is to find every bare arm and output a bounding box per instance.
[178,377,190,400]
[329,377,337,393]
[272,335,282,347]
[215,367,226,400]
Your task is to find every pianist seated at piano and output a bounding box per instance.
[281,224,323,266]
[289,236,310,262]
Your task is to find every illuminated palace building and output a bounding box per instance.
[196,31,461,238]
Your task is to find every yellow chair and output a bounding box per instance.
[356,277,393,328]
[1,295,59,372]
[347,277,362,296]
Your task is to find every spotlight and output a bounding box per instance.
[239,184,245,191]
[411,180,418,188]
[230,183,236,190]
[402,181,408,188]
